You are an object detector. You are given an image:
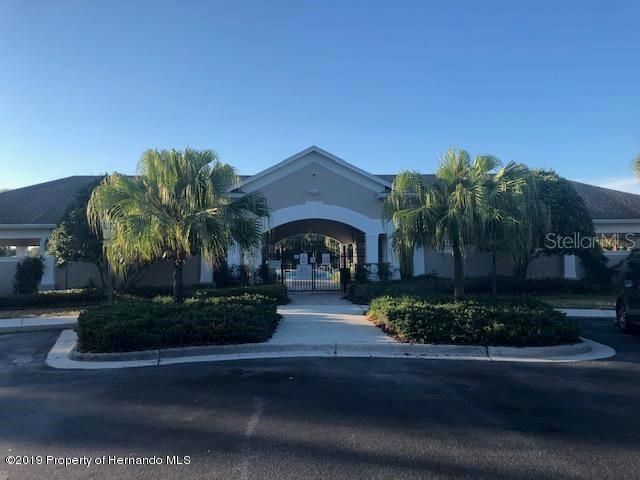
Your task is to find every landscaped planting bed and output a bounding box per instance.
[0,288,107,309]
[0,284,289,314]
[125,284,289,304]
[76,294,280,353]
[349,276,615,305]
[191,284,289,304]
[367,295,580,346]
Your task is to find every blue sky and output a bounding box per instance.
[1,0,639,192]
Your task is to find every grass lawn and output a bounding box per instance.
[0,306,85,319]
[437,293,617,310]
[532,294,616,310]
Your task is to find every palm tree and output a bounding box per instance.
[384,149,534,299]
[87,148,269,303]
[635,154,640,179]
[480,163,540,295]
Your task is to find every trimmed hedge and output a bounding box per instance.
[76,294,279,353]
[125,284,289,304]
[0,288,106,309]
[0,284,289,310]
[368,295,580,346]
[349,275,614,304]
[348,277,451,304]
[191,284,289,305]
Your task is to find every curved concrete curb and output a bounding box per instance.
[0,307,615,335]
[45,330,616,370]
[0,316,77,334]
[488,338,615,362]
[558,308,615,318]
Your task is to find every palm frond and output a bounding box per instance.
[87,148,270,272]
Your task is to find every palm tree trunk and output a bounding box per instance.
[173,259,185,304]
[492,248,497,296]
[400,243,414,280]
[96,262,107,290]
[453,241,464,300]
[514,257,529,279]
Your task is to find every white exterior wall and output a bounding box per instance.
[4,151,640,293]
[413,246,426,276]
[0,225,56,293]
[423,248,563,279]
[0,259,18,295]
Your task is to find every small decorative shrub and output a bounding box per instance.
[348,275,452,304]
[13,256,45,294]
[151,295,175,304]
[367,295,580,346]
[190,284,289,305]
[76,294,280,352]
[0,288,106,309]
[349,275,615,304]
[229,264,252,286]
[213,259,230,287]
[121,283,288,304]
[377,262,391,281]
[120,285,174,298]
[354,264,369,283]
[340,267,351,285]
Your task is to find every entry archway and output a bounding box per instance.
[266,201,387,266]
[264,218,367,291]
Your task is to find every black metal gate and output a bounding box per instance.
[278,261,343,292]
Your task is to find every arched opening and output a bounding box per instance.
[273,234,342,266]
[264,219,367,291]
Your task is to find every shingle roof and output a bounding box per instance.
[375,175,640,220]
[2,173,640,225]
[0,176,101,224]
[569,181,640,219]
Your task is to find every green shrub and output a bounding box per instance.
[349,275,614,304]
[0,288,106,309]
[123,283,289,304]
[377,262,391,281]
[121,285,174,298]
[368,295,580,346]
[189,284,289,304]
[13,256,45,294]
[213,259,230,287]
[348,275,452,304]
[463,276,614,295]
[354,264,369,283]
[151,295,175,304]
[76,294,279,353]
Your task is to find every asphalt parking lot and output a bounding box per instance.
[1,316,639,480]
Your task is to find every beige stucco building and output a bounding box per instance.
[1,146,639,294]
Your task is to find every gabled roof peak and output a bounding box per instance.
[233,145,392,192]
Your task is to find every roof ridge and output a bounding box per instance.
[0,175,102,193]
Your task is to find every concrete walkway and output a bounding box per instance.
[41,292,618,369]
[0,299,617,336]
[559,308,616,318]
[269,293,396,344]
[0,316,77,333]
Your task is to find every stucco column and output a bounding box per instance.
[199,256,213,284]
[245,245,262,269]
[413,246,426,276]
[386,242,401,279]
[383,223,401,280]
[564,254,578,279]
[365,234,379,264]
[39,236,55,290]
[227,242,241,266]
